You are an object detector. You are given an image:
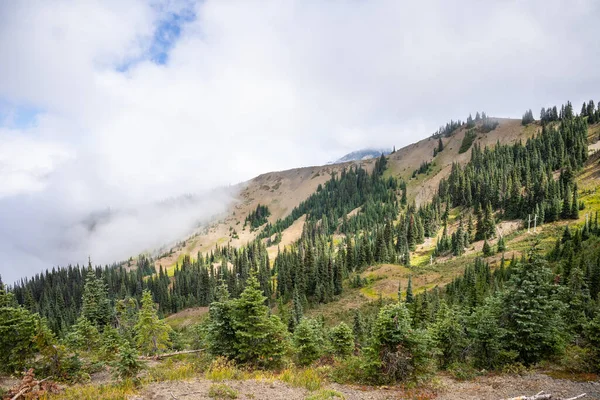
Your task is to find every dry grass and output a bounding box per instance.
[49,380,137,400]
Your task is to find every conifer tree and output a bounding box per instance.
[502,244,566,364]
[0,288,37,373]
[397,281,402,302]
[406,276,414,304]
[366,303,435,383]
[497,235,506,253]
[81,263,112,328]
[293,318,323,365]
[482,239,493,257]
[353,309,364,346]
[232,273,289,367]
[430,303,466,368]
[135,290,172,355]
[67,316,100,353]
[206,282,237,359]
[330,322,354,357]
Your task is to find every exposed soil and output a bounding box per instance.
[129,373,599,400]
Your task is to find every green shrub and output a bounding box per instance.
[305,389,346,400]
[447,362,478,381]
[112,344,144,381]
[329,356,367,384]
[208,383,238,399]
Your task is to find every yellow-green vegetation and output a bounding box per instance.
[279,367,323,391]
[145,358,197,382]
[305,389,346,400]
[205,357,247,381]
[208,383,239,399]
[49,380,137,400]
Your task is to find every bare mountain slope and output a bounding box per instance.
[154,118,536,270]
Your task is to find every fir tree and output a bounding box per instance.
[293,318,323,365]
[330,322,354,357]
[406,276,414,304]
[232,273,289,367]
[502,244,566,364]
[135,290,172,356]
[206,282,237,359]
[81,262,112,328]
[0,288,37,373]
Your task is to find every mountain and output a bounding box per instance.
[6,103,600,396]
[330,148,392,164]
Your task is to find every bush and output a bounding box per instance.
[112,344,144,381]
[305,389,346,400]
[557,345,595,373]
[208,383,238,399]
[329,356,367,384]
[447,362,478,381]
[329,322,354,358]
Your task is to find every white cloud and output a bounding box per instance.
[0,0,599,282]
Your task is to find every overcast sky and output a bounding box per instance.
[1,0,599,283]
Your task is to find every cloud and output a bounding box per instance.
[0,0,599,282]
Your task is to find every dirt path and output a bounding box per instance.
[130,373,599,400]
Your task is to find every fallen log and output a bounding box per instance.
[139,349,204,360]
[501,391,586,400]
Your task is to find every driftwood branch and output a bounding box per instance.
[501,391,586,400]
[139,349,204,360]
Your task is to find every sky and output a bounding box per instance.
[0,0,599,283]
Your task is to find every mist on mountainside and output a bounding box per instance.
[0,187,234,284]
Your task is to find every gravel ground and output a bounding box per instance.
[130,372,600,400]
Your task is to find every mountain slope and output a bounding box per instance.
[154,117,535,271]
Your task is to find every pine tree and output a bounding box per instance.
[366,303,435,383]
[113,343,144,381]
[406,276,414,304]
[67,316,100,352]
[206,282,237,358]
[330,322,354,357]
[81,263,112,328]
[497,235,506,253]
[502,243,566,364]
[290,286,303,331]
[353,309,364,346]
[135,290,172,355]
[232,273,289,367]
[482,239,493,257]
[0,288,37,373]
[571,185,580,219]
[397,281,402,302]
[293,318,323,365]
[430,302,466,368]
[468,296,509,369]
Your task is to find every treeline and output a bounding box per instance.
[438,115,588,226]
[432,111,492,139]
[524,99,600,125]
[259,155,400,239]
